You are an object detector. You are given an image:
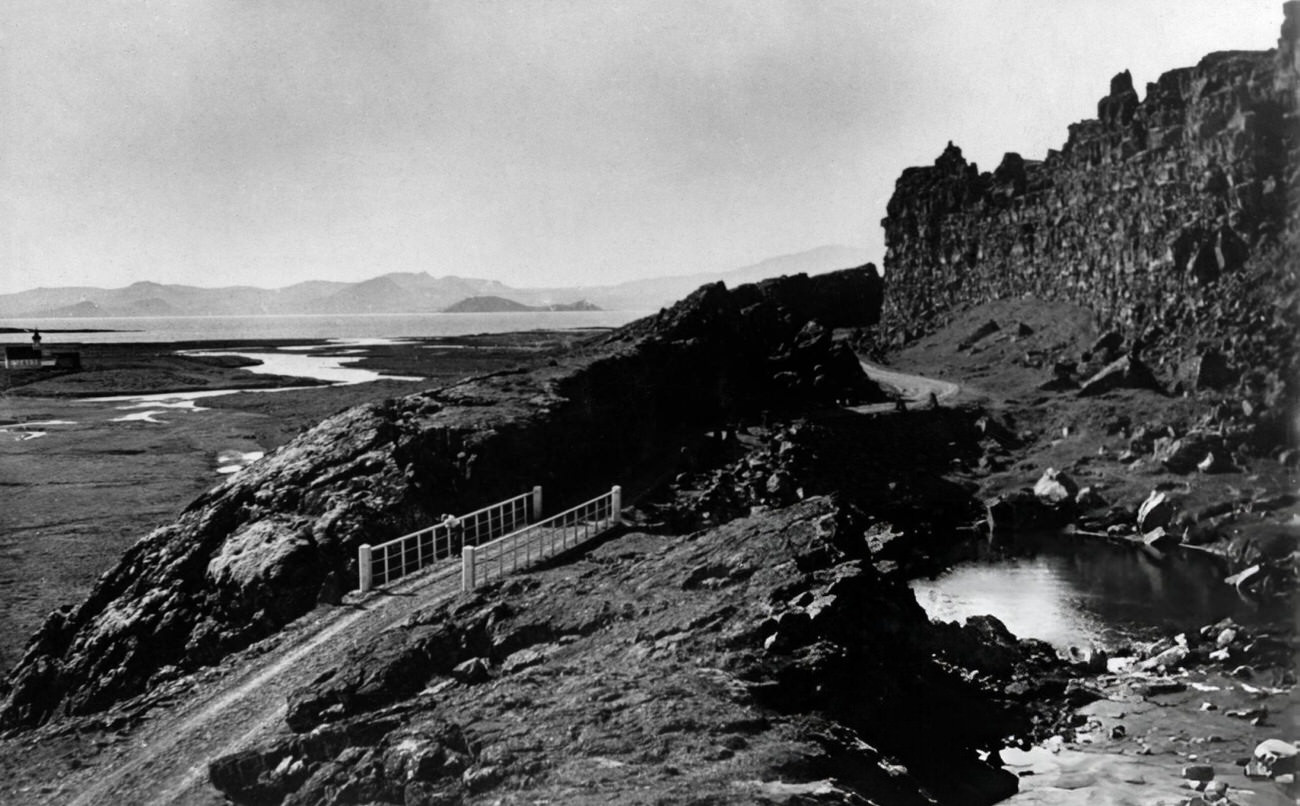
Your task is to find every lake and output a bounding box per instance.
[0,311,649,344]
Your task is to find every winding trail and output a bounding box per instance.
[30,358,961,805]
[59,564,468,806]
[853,360,960,413]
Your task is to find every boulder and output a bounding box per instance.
[1089,331,1124,360]
[1078,355,1162,396]
[1142,527,1181,551]
[985,490,1070,532]
[958,320,1000,350]
[1075,487,1107,509]
[451,657,490,685]
[1032,468,1078,506]
[1181,350,1235,391]
[1137,491,1175,532]
[1063,645,1108,673]
[1247,739,1297,779]
[1224,564,1263,591]
[1138,644,1189,671]
[1197,450,1232,473]
[1154,432,1221,473]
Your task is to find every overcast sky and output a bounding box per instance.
[0,1,1283,294]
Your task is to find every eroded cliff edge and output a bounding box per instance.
[0,269,884,730]
[879,7,1298,409]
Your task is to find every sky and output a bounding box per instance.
[0,1,1285,294]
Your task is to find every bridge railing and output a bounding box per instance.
[358,486,542,593]
[462,485,621,591]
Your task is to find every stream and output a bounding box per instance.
[910,531,1292,650]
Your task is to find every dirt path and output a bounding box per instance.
[852,359,960,413]
[53,562,468,805]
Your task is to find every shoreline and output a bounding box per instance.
[0,327,131,334]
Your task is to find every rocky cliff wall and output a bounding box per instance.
[0,267,884,730]
[880,4,1299,402]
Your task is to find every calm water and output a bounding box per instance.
[910,531,1292,650]
[1,311,648,344]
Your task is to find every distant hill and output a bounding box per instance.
[444,296,601,313]
[543,300,601,312]
[0,246,872,318]
[444,296,533,313]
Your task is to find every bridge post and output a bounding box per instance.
[611,485,622,524]
[358,544,373,593]
[532,485,543,520]
[462,544,477,592]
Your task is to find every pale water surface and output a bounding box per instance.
[1,311,647,344]
[910,531,1291,649]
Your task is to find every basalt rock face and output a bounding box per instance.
[210,498,1034,806]
[0,268,885,731]
[881,6,1299,405]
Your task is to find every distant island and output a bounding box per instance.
[443,296,601,313]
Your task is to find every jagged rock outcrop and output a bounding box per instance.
[209,498,1050,806]
[880,6,1298,407]
[0,268,885,730]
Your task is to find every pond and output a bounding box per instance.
[910,531,1293,650]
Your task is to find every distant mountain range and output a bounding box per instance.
[0,245,870,319]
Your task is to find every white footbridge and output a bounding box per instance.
[357,485,622,594]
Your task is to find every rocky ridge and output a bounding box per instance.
[207,497,1067,806]
[879,5,1299,411]
[0,268,885,731]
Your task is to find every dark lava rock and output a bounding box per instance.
[1154,431,1224,473]
[878,19,1297,414]
[986,489,1073,533]
[1181,349,1236,391]
[1078,355,1162,397]
[209,498,1033,806]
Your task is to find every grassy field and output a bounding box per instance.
[0,330,600,673]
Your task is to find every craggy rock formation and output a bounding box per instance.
[881,6,1299,406]
[0,268,885,730]
[209,498,1063,805]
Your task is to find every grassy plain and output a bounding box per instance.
[0,330,600,672]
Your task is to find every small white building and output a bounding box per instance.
[3,330,80,370]
[3,345,42,369]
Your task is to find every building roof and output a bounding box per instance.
[5,346,41,359]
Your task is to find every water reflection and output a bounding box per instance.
[182,347,422,385]
[910,532,1291,649]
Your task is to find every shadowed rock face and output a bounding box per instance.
[880,8,1298,402]
[0,268,884,730]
